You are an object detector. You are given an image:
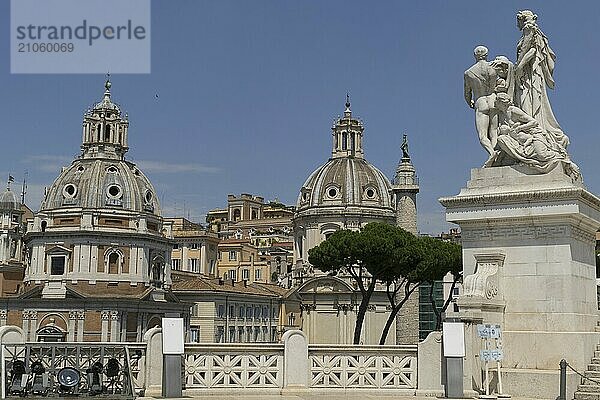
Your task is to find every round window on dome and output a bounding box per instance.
[107,166,119,174]
[62,184,77,198]
[76,166,85,173]
[106,184,122,199]
[326,187,339,199]
[365,188,376,199]
[145,190,153,204]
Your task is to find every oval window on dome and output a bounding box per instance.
[76,166,85,173]
[62,184,77,198]
[106,166,119,174]
[106,184,122,199]
[145,190,153,204]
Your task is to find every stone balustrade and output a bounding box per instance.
[1,326,442,397]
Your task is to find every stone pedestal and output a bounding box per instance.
[440,165,600,399]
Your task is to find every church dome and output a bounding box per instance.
[297,157,392,210]
[41,158,160,215]
[40,78,160,215]
[296,97,393,212]
[0,187,19,210]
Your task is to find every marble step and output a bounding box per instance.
[576,392,600,400]
[579,385,600,393]
[584,370,600,379]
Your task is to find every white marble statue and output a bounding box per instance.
[465,10,577,178]
[485,93,580,180]
[464,46,498,156]
[515,10,569,149]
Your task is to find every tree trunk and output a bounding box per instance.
[379,304,401,345]
[428,281,442,330]
[379,282,421,345]
[353,280,375,344]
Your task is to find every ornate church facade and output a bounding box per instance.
[0,80,187,342]
[291,98,421,344]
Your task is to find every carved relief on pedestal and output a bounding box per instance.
[462,252,506,300]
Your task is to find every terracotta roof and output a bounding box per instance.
[172,275,282,298]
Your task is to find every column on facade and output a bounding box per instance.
[77,311,85,341]
[200,243,207,274]
[28,311,38,341]
[101,310,110,341]
[182,245,189,272]
[68,311,77,341]
[120,311,128,341]
[110,311,120,342]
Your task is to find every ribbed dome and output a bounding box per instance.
[41,158,160,215]
[0,188,19,210]
[297,157,393,210]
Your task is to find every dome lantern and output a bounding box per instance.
[331,94,364,159]
[81,76,129,160]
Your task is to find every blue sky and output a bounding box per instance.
[1,1,599,234]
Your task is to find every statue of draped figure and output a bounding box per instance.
[514,10,569,150]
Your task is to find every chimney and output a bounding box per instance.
[243,279,248,287]
[231,279,235,286]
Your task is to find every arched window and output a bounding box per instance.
[108,252,119,274]
[96,124,101,141]
[233,209,241,222]
[104,248,123,274]
[342,132,348,150]
[350,132,355,151]
[105,124,111,141]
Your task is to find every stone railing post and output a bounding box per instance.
[416,331,444,396]
[281,330,309,392]
[143,327,163,397]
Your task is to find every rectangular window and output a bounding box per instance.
[229,305,235,317]
[190,242,198,249]
[173,243,179,250]
[50,256,65,275]
[263,306,268,320]
[217,304,225,318]
[242,269,249,280]
[238,327,244,342]
[253,327,260,342]
[216,326,224,343]
[254,306,261,319]
[172,259,180,271]
[229,327,236,342]
[229,251,237,261]
[229,269,236,280]
[188,258,198,273]
[246,307,252,318]
[255,269,261,281]
[190,328,200,343]
[238,306,244,318]
[209,260,215,275]
[192,304,201,316]
[452,287,460,297]
[246,327,252,342]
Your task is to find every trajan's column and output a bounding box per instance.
[440,10,600,399]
